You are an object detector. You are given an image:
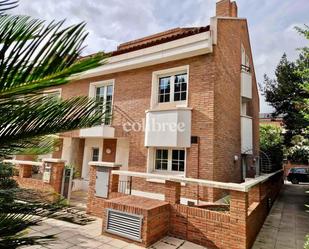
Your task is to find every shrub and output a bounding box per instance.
[260,124,284,171]
[287,135,309,164]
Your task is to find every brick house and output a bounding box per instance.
[50,0,259,203]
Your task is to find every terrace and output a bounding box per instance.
[86,163,283,249]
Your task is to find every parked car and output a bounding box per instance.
[287,167,309,184]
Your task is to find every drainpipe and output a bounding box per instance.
[197,137,200,205]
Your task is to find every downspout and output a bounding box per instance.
[197,137,200,205]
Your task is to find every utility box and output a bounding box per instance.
[95,167,110,198]
[43,163,52,183]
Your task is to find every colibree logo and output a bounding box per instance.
[122,118,186,133]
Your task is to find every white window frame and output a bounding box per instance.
[91,147,100,161]
[241,44,250,67]
[151,65,189,109]
[151,147,186,174]
[89,79,115,126]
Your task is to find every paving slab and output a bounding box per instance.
[21,215,207,249]
[252,182,309,249]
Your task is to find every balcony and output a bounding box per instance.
[241,65,252,99]
[241,116,253,154]
[144,108,191,148]
[79,125,115,138]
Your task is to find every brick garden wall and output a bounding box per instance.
[169,204,231,248]
[14,176,54,192]
[13,162,65,194]
[85,169,284,248]
[168,172,283,249]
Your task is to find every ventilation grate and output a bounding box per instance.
[106,209,143,241]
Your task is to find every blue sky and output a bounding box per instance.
[9,0,309,112]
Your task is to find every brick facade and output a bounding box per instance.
[14,176,54,193]
[48,0,259,203]
[216,0,238,17]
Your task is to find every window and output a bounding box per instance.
[158,77,171,103]
[294,168,306,174]
[155,149,168,170]
[91,81,114,125]
[172,149,185,171]
[174,74,187,101]
[92,148,99,161]
[241,44,250,72]
[154,148,185,173]
[153,66,188,107]
[157,72,187,104]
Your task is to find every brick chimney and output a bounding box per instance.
[216,0,238,17]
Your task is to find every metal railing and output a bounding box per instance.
[241,64,251,73]
[118,176,132,195]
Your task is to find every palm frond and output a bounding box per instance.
[0,0,18,15]
[0,234,54,249]
[0,14,106,97]
[0,94,104,156]
[5,135,60,156]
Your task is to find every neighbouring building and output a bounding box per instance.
[259,113,284,127]
[46,0,259,203]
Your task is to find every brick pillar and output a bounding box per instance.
[43,159,66,194]
[108,167,119,194]
[87,165,97,214]
[19,164,32,178]
[229,190,248,249]
[165,181,181,204]
[50,162,65,194]
[87,165,120,213]
[249,183,261,205]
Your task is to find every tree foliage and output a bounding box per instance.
[295,25,309,123]
[261,25,309,145]
[286,134,309,164]
[260,124,284,170]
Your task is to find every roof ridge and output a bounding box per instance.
[80,25,210,59]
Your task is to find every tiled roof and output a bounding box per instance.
[113,26,210,56]
[81,26,210,59]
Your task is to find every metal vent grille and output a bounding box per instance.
[106,209,143,241]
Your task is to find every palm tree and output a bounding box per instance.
[0,0,107,247]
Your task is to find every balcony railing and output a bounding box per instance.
[241,64,250,73]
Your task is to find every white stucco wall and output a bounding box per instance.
[115,138,130,181]
[81,138,103,180]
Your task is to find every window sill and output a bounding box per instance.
[145,106,192,113]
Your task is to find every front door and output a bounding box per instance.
[102,139,117,162]
[95,167,109,198]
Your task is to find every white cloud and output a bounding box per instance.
[7,0,309,112]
